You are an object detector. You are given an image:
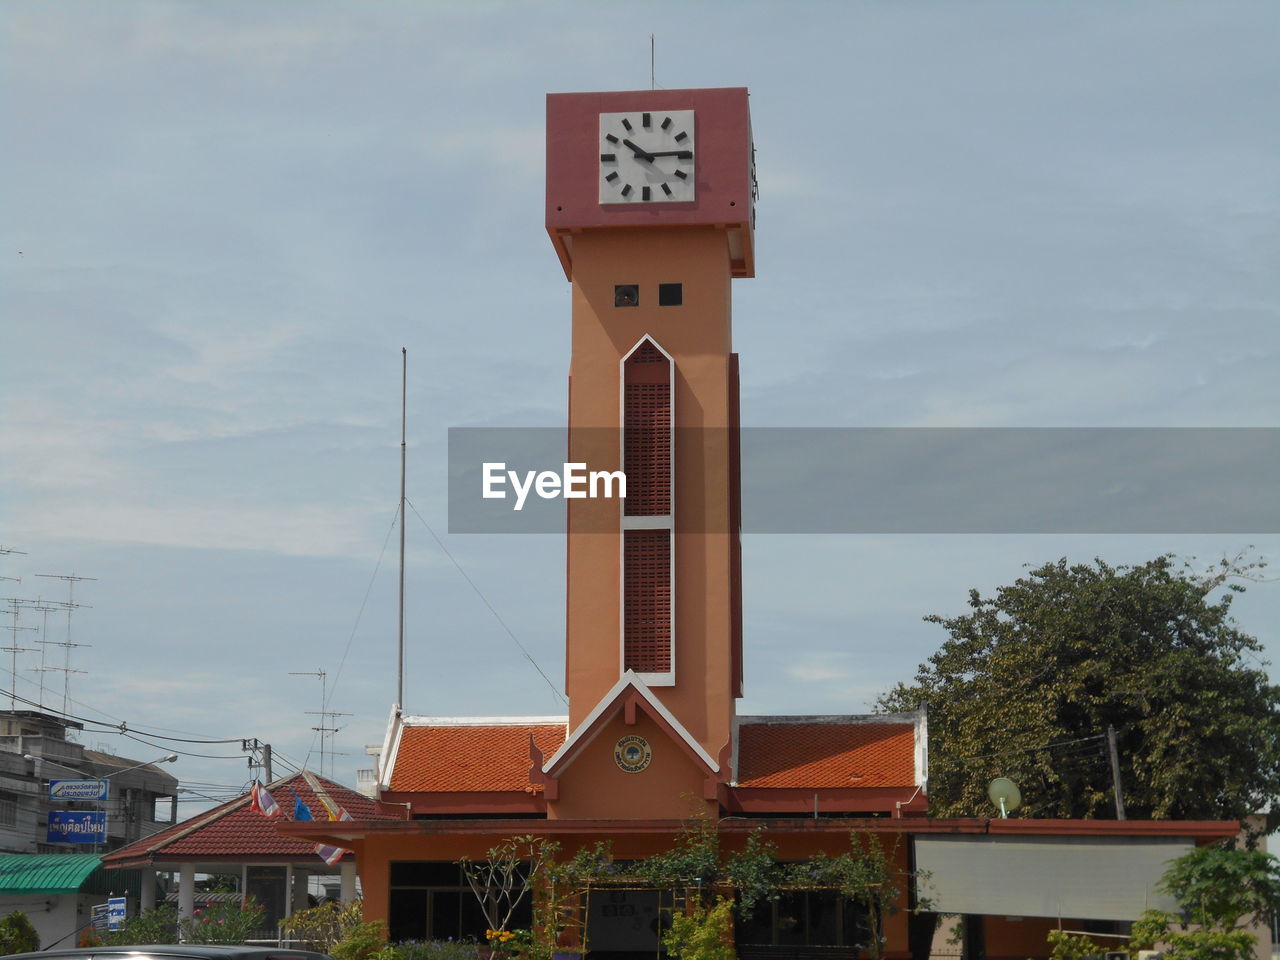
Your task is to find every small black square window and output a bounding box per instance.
[658,283,683,306]
[614,284,639,307]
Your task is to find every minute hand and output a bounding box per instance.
[646,150,694,159]
[621,138,655,162]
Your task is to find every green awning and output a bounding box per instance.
[0,855,137,901]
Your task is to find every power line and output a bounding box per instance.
[958,733,1107,763]
[298,506,400,773]
[405,497,566,706]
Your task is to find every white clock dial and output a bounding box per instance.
[599,109,695,204]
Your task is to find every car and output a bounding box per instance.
[3,948,333,960]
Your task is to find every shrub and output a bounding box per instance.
[101,905,179,946]
[0,912,40,955]
[331,919,394,960]
[389,941,481,960]
[661,897,735,960]
[282,899,366,951]
[179,898,266,944]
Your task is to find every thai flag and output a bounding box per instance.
[251,782,281,819]
[316,843,347,866]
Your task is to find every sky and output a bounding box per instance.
[2,1,1278,815]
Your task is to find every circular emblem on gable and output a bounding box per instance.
[614,735,652,774]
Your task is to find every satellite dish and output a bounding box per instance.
[988,777,1022,818]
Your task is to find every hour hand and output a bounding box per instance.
[646,150,693,159]
[621,138,655,162]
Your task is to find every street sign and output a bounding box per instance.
[92,903,110,932]
[107,896,127,931]
[49,779,108,801]
[46,810,107,843]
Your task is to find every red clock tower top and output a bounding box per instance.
[546,87,756,279]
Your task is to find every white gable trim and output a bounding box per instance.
[379,703,403,791]
[400,715,568,727]
[914,705,929,789]
[542,671,718,775]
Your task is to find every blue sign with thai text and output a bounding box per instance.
[50,779,108,801]
[107,897,127,931]
[47,810,107,843]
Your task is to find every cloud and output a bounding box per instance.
[6,500,380,559]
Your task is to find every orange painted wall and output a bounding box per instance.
[548,709,714,821]
[566,226,738,763]
[983,915,1068,960]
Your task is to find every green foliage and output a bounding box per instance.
[1045,929,1109,960]
[282,899,366,951]
[1156,844,1280,925]
[179,898,267,944]
[331,919,394,960]
[547,840,615,886]
[877,554,1280,821]
[0,911,40,955]
[661,897,735,960]
[388,942,481,960]
[1131,914,1257,960]
[1131,845,1280,960]
[100,905,179,946]
[627,811,721,887]
[722,828,781,918]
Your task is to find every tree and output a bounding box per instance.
[877,554,1280,822]
[1131,844,1280,960]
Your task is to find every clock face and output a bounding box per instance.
[599,110,695,204]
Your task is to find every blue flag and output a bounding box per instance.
[291,791,313,821]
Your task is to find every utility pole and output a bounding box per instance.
[1107,725,1126,820]
[242,739,274,784]
[398,347,407,710]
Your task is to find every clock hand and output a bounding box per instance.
[621,138,656,163]
[645,150,694,159]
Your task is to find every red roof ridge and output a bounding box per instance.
[102,770,392,867]
[738,711,920,726]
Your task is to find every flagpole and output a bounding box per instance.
[397,348,406,710]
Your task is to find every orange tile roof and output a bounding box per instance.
[390,723,567,793]
[736,720,916,789]
[102,772,392,866]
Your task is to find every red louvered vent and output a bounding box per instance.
[624,529,672,673]
[624,341,671,516]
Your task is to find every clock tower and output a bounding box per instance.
[540,88,755,818]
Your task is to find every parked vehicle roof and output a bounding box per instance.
[3,947,332,960]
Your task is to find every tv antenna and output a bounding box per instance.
[25,600,73,708]
[34,574,96,715]
[291,669,350,779]
[0,547,26,584]
[1,600,38,708]
[987,777,1022,818]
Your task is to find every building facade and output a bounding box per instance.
[0,710,178,855]
[285,87,1243,960]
